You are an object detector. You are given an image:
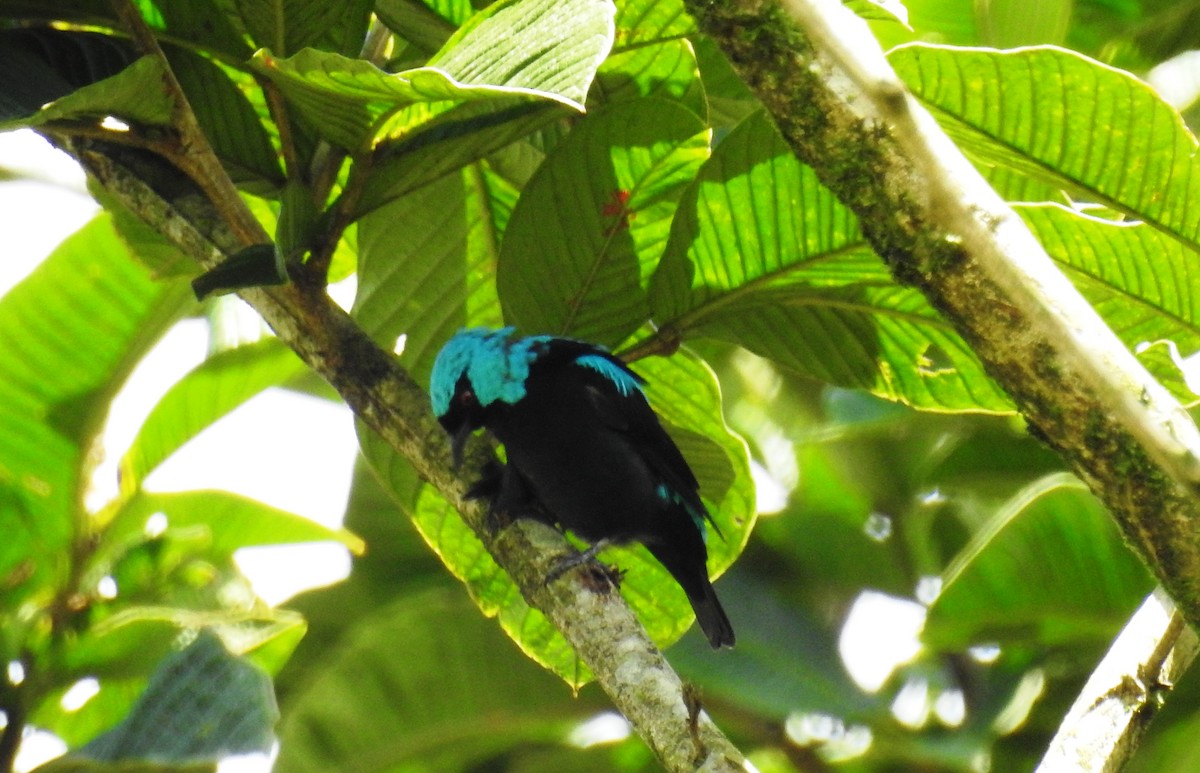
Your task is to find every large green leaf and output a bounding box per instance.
[889,44,1200,253]
[924,473,1153,649]
[252,0,614,151]
[0,215,192,622]
[354,166,511,381]
[274,589,599,773]
[1018,204,1200,405]
[101,490,363,566]
[119,339,309,488]
[498,98,710,346]
[650,110,1012,412]
[167,47,283,188]
[234,0,372,56]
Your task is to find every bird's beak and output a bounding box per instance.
[449,422,474,470]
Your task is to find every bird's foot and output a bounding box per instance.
[544,541,623,592]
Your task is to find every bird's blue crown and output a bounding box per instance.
[430,327,645,416]
[430,327,550,416]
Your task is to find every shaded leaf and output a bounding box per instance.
[924,473,1153,649]
[0,30,171,129]
[274,589,598,773]
[167,47,283,188]
[235,0,372,56]
[354,166,511,381]
[499,98,710,346]
[76,631,278,763]
[357,99,558,218]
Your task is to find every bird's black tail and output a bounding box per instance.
[689,578,735,649]
[648,541,735,649]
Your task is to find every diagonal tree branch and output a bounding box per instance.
[686,0,1200,627]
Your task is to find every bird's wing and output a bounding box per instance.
[547,344,717,534]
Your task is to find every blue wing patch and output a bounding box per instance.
[575,353,644,397]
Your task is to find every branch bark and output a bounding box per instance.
[1037,589,1199,771]
[686,0,1200,625]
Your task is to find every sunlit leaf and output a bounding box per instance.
[1018,204,1200,405]
[252,0,614,151]
[890,44,1200,254]
[650,110,1012,411]
[0,31,171,129]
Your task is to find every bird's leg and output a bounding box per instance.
[465,460,552,533]
[545,540,624,590]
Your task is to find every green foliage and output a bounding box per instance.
[2,0,1200,770]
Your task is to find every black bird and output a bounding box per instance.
[430,327,735,648]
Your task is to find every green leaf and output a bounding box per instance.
[63,607,304,678]
[1018,204,1200,405]
[252,0,614,151]
[137,0,253,60]
[354,166,511,381]
[356,99,557,218]
[611,0,695,50]
[889,44,1200,254]
[273,589,597,773]
[0,214,192,602]
[0,30,172,129]
[120,338,308,487]
[650,111,1012,411]
[75,631,278,763]
[235,0,373,56]
[190,244,286,299]
[499,98,710,346]
[103,490,364,565]
[427,0,614,105]
[374,0,458,55]
[366,348,753,685]
[167,47,283,188]
[593,38,706,119]
[924,473,1153,649]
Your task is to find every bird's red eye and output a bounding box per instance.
[459,388,475,404]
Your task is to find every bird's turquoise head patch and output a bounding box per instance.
[430,327,549,416]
